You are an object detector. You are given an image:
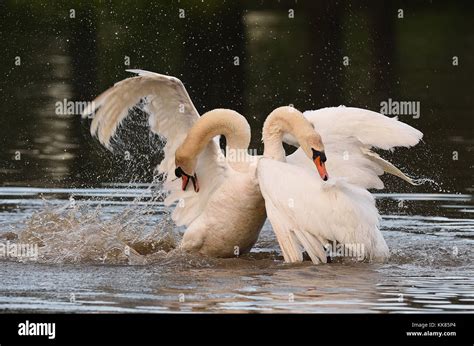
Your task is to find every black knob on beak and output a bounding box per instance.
[320,152,327,163]
[312,149,327,162]
[175,167,183,178]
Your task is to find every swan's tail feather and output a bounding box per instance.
[362,148,420,186]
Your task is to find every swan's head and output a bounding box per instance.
[266,106,329,181]
[175,148,199,192]
[299,130,329,181]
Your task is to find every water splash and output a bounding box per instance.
[4,180,186,265]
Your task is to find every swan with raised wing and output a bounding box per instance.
[256,106,423,264]
[83,70,327,258]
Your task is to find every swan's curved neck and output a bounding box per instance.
[262,107,309,161]
[179,109,251,171]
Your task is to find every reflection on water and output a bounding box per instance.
[0,187,472,313]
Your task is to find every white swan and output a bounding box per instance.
[82,70,267,257]
[256,106,423,264]
[169,108,267,256]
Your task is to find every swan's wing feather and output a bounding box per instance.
[287,143,386,189]
[83,70,226,227]
[260,189,303,263]
[304,106,423,150]
[296,106,423,189]
[257,158,389,264]
[83,70,198,151]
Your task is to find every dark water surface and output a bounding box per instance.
[0,1,473,313]
[0,0,472,192]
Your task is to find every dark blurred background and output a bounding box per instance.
[0,0,472,193]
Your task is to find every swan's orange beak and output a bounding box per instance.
[312,149,328,181]
[175,167,200,192]
[181,174,189,190]
[314,157,328,181]
[181,174,199,192]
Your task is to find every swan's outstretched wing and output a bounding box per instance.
[82,70,226,226]
[257,158,389,264]
[287,106,423,189]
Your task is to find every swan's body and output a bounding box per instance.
[181,167,265,256]
[257,106,423,264]
[83,70,266,257]
[169,107,267,257]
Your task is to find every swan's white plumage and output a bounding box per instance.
[83,71,269,257]
[286,106,424,189]
[305,106,423,149]
[257,158,390,264]
[82,70,226,228]
[256,106,422,264]
[164,143,226,227]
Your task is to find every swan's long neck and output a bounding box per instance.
[262,106,309,161]
[178,109,251,171]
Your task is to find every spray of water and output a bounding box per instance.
[4,177,189,265]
